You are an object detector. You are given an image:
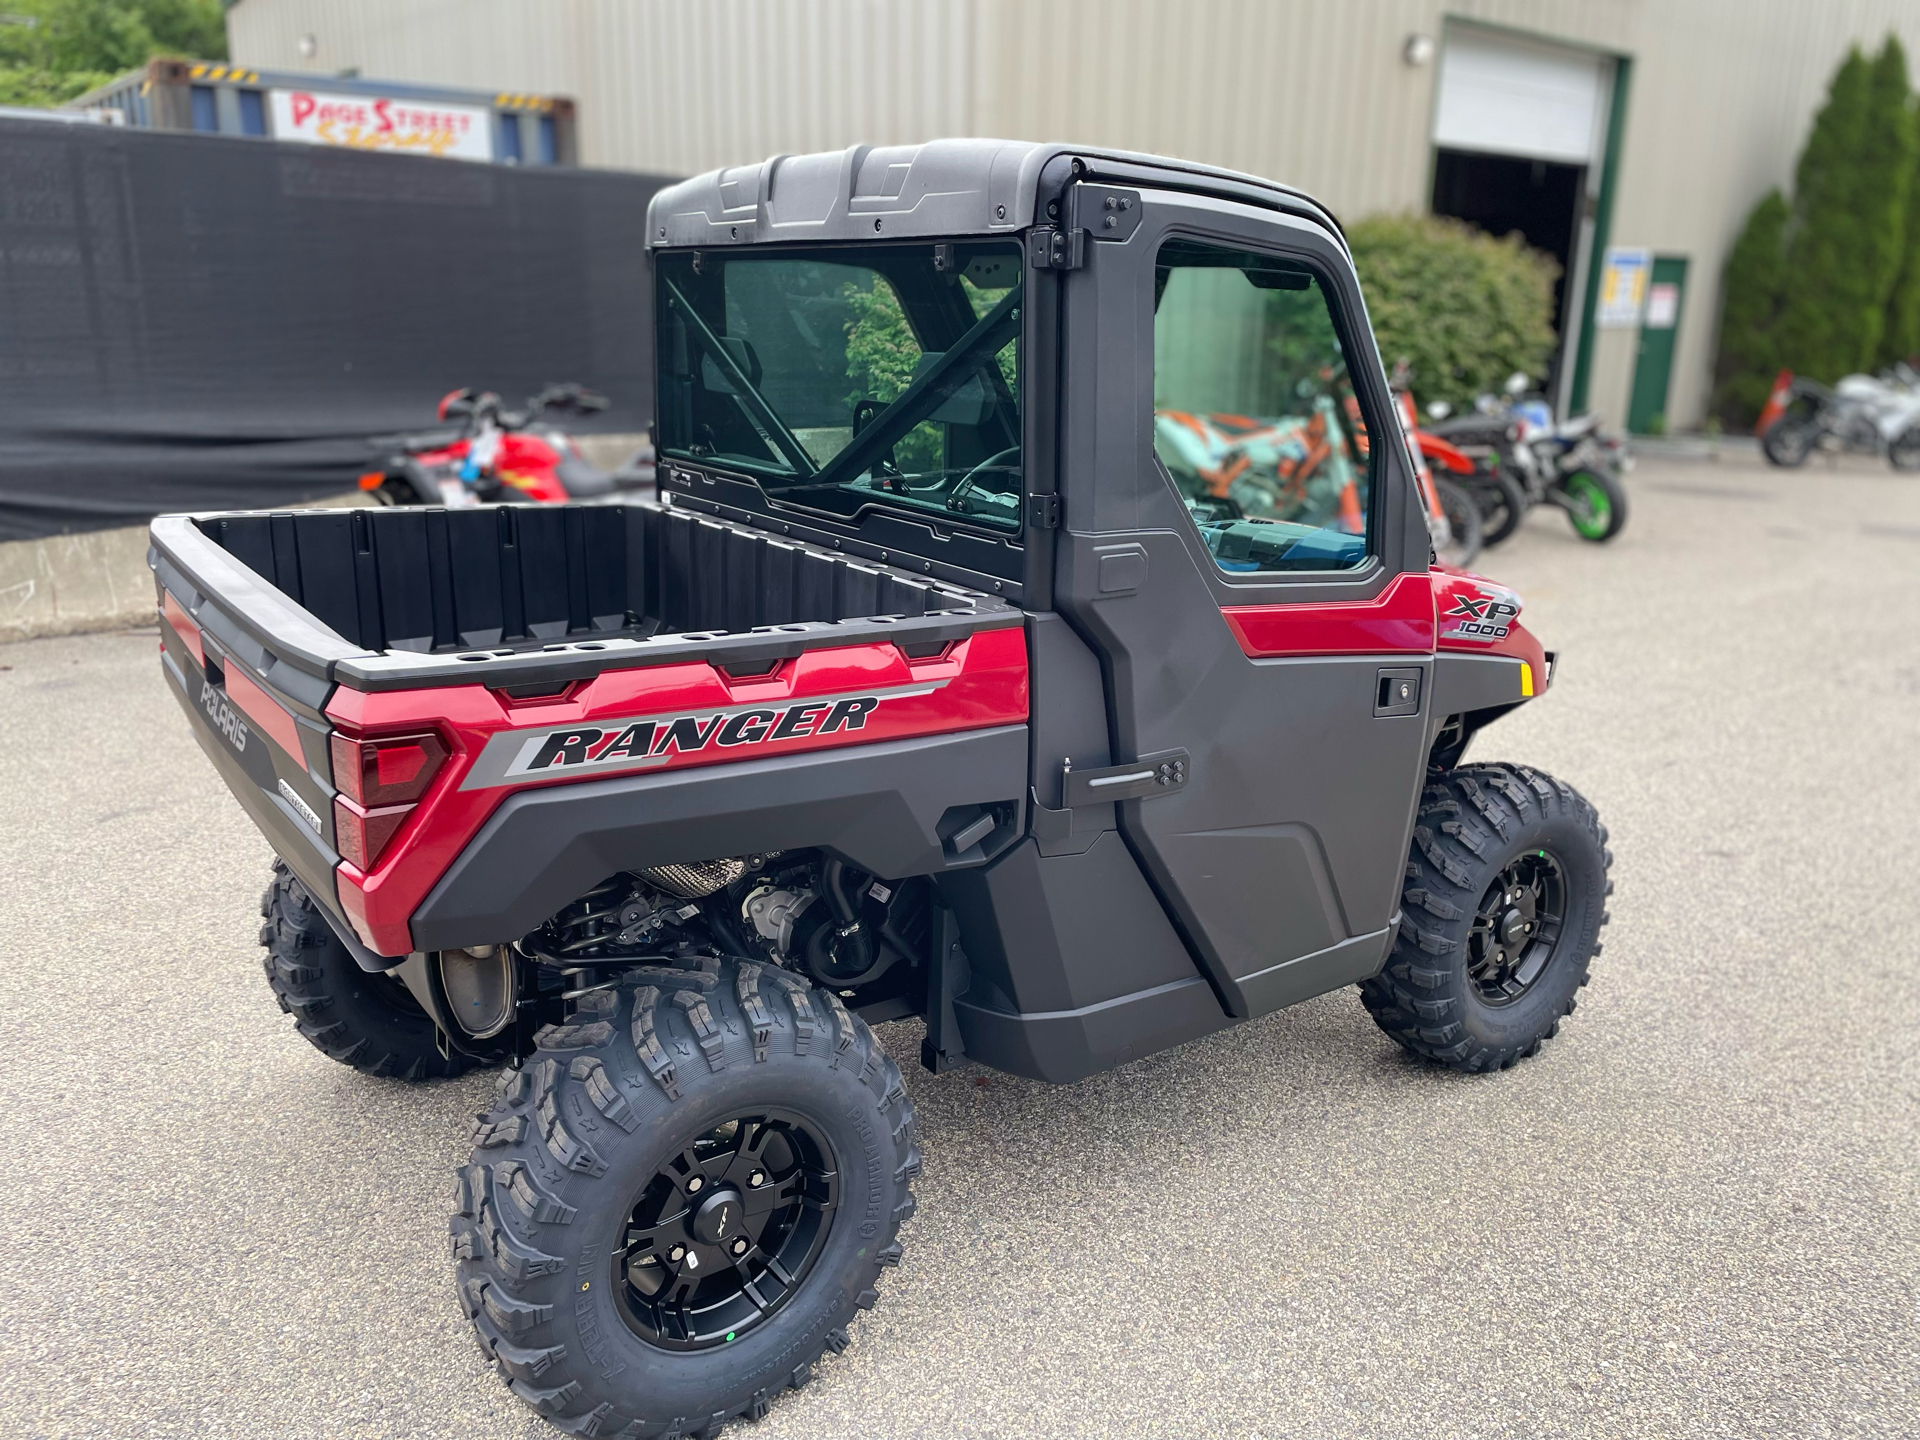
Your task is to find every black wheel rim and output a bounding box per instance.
[1467,851,1568,1005]
[613,1110,839,1351]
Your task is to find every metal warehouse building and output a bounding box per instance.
[225,0,1920,433]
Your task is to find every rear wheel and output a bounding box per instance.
[259,860,480,1079]
[1761,416,1816,468]
[453,961,919,1434]
[1433,477,1484,567]
[1889,425,1920,472]
[1560,468,1628,542]
[1360,764,1612,1072]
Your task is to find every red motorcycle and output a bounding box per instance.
[359,383,626,507]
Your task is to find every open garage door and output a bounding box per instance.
[1431,25,1617,414]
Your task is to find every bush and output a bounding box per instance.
[1713,188,1791,426]
[1347,212,1560,413]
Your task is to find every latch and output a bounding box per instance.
[1028,226,1086,270]
[1027,493,1061,530]
[1062,748,1189,807]
[1374,667,1422,717]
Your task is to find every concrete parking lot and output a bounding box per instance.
[2,452,1914,1439]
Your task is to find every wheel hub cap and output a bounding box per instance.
[1468,851,1568,1005]
[691,1188,745,1245]
[613,1110,839,1352]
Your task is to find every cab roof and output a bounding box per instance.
[644,139,1343,252]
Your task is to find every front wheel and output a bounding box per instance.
[1761,416,1816,467]
[1889,425,1920,472]
[1558,468,1628,542]
[1360,764,1612,1072]
[453,961,920,1433]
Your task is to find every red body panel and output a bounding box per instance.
[161,591,204,667]
[1222,571,1436,657]
[325,626,1030,954]
[222,660,308,763]
[1218,566,1547,679]
[1431,565,1549,674]
[413,431,573,503]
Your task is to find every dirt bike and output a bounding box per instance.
[359,383,625,507]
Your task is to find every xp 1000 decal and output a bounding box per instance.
[1438,578,1524,643]
[457,680,945,791]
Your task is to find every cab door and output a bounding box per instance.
[1051,184,1435,1020]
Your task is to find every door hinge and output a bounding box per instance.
[1027,492,1061,529]
[1028,226,1086,270]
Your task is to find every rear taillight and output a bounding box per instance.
[330,731,447,806]
[329,730,448,871]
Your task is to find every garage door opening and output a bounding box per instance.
[1430,24,1615,413]
[1431,148,1585,375]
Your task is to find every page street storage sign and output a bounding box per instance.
[268,88,494,161]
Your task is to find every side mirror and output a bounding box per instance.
[1426,400,1452,420]
[1504,372,1530,395]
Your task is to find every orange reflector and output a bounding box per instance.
[358,471,385,491]
[1520,662,1534,697]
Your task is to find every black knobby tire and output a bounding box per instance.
[1761,417,1815,468]
[1475,469,1531,546]
[452,960,920,1435]
[1889,425,1920,472]
[1359,764,1613,1072]
[259,860,480,1079]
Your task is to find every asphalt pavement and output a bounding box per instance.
[1,451,1914,1439]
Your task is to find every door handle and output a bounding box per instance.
[1062,748,1189,806]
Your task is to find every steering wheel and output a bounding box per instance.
[946,446,1021,512]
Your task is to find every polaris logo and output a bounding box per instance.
[199,679,249,753]
[458,680,947,791]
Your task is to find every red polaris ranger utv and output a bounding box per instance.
[151,141,1612,1436]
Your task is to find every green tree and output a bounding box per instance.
[1773,40,1914,381]
[0,0,225,108]
[1712,188,1792,424]
[1881,100,1920,366]
[1346,212,1559,413]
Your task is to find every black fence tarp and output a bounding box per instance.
[0,118,671,541]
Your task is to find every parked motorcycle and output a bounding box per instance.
[1428,375,1630,543]
[1758,366,1920,471]
[1413,427,1529,548]
[360,383,630,507]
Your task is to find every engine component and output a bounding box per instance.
[744,887,816,956]
[634,858,747,899]
[435,945,516,1039]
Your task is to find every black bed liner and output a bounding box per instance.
[150,500,1017,694]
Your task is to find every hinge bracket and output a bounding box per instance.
[1027,493,1061,530]
[1027,226,1086,271]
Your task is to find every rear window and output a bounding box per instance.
[656,243,1024,533]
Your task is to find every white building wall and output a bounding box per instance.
[228,0,1920,430]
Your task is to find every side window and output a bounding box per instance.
[1153,239,1372,574]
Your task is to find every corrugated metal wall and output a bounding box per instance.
[228,0,1920,431]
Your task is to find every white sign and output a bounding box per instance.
[1644,281,1680,329]
[269,87,493,161]
[1597,248,1651,328]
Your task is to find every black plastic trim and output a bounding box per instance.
[411,725,1029,952]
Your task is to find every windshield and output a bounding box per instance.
[655,243,1024,532]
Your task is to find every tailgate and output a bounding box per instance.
[151,516,371,952]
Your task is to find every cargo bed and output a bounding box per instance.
[151,501,1030,959]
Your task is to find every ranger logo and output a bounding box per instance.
[458,680,945,791]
